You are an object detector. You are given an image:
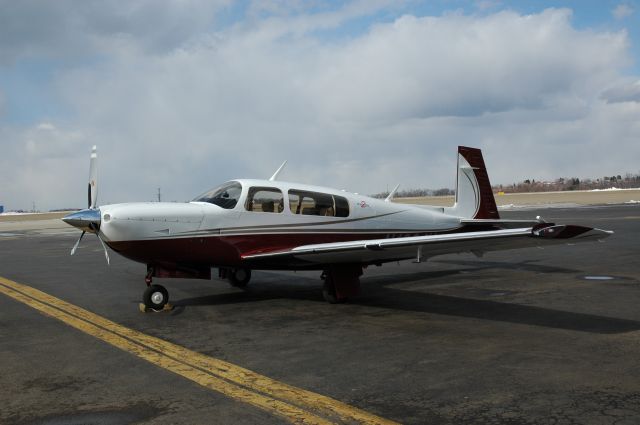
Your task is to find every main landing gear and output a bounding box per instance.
[142,267,169,311]
[139,264,360,308]
[219,267,252,288]
[321,265,362,304]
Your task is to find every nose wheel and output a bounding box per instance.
[143,284,169,311]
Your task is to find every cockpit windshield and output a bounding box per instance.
[192,181,242,209]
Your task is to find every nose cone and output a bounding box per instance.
[62,208,101,233]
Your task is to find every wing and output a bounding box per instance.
[241,225,612,265]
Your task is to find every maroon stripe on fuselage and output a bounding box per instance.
[106,227,488,268]
[107,232,399,267]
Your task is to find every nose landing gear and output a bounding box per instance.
[143,284,169,311]
[141,266,170,312]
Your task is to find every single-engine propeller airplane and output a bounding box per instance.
[63,146,612,310]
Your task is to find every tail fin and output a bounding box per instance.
[445,146,499,219]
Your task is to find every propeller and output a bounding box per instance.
[70,231,85,255]
[62,146,110,265]
[95,230,110,265]
[88,145,98,209]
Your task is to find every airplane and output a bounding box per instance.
[63,146,612,311]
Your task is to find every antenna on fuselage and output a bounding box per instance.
[385,184,400,202]
[269,160,287,181]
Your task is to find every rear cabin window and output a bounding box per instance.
[288,190,349,217]
[192,182,242,209]
[245,187,284,213]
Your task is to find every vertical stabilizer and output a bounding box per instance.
[445,146,499,219]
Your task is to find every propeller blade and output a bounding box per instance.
[70,231,86,255]
[88,145,98,209]
[67,146,107,264]
[96,232,110,265]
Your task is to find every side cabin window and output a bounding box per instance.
[192,182,242,209]
[288,190,349,217]
[245,187,284,213]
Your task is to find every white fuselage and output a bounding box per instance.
[97,179,464,268]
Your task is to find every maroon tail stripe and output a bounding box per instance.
[458,146,500,219]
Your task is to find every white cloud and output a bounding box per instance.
[475,1,501,11]
[304,10,627,121]
[602,80,640,103]
[1,5,639,210]
[0,0,233,64]
[35,122,56,131]
[612,3,633,19]
[0,123,88,210]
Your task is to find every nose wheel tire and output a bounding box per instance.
[143,284,169,311]
[229,268,251,288]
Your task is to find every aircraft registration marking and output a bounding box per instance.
[0,276,398,425]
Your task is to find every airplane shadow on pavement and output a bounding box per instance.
[173,259,640,335]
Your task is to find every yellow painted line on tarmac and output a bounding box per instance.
[0,283,393,425]
[0,279,330,425]
[0,276,399,425]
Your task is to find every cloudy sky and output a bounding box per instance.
[1,0,639,210]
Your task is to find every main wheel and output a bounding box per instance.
[229,268,251,288]
[143,284,169,311]
[322,272,345,304]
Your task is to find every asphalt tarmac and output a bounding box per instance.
[0,204,639,425]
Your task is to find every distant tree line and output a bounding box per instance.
[372,172,640,198]
[495,172,640,193]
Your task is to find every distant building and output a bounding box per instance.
[0,205,3,213]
